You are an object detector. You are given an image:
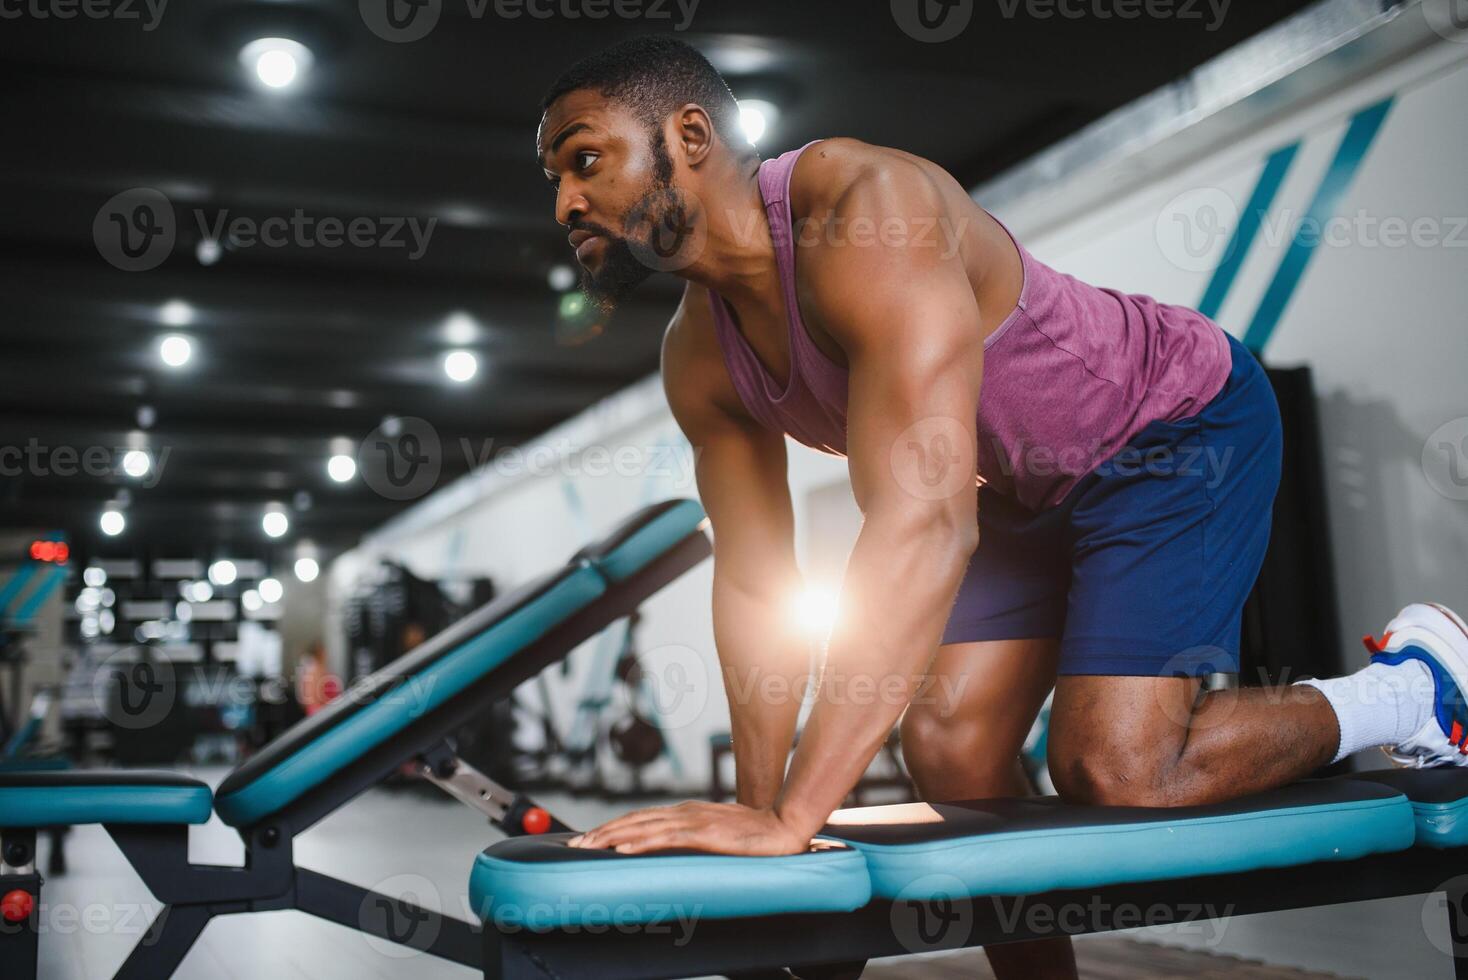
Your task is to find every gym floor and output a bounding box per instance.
[32,768,1363,980]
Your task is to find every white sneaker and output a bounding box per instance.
[1372,603,1468,768]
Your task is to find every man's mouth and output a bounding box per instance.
[575,235,603,264]
[569,229,604,264]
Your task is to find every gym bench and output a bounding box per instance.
[470,768,1468,979]
[0,498,712,979]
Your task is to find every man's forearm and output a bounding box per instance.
[773,517,974,836]
[713,575,810,809]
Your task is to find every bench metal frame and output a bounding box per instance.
[482,843,1468,980]
[0,529,711,979]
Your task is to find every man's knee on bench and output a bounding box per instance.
[1047,716,1187,808]
[900,703,1028,793]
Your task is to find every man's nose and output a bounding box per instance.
[556,185,588,228]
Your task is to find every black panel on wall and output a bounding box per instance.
[1239,362,1342,687]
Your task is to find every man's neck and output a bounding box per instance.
[680,165,782,308]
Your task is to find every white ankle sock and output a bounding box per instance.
[1297,659,1435,763]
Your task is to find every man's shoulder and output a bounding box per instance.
[788,138,936,217]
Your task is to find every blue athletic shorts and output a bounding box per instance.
[941,332,1283,676]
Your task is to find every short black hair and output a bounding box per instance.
[541,36,749,154]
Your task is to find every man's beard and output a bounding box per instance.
[578,133,680,317]
[578,231,657,317]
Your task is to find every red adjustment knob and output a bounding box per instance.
[521,807,551,835]
[1,889,34,923]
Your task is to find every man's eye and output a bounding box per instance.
[575,151,599,171]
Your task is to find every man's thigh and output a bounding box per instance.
[907,637,1060,741]
[901,638,1061,801]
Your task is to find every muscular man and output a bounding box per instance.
[535,37,1468,977]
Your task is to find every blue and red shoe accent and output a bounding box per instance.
[1368,604,1468,768]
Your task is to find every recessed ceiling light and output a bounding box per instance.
[122,449,151,479]
[327,454,356,483]
[158,334,192,368]
[262,511,290,538]
[100,509,126,536]
[239,37,313,92]
[444,350,478,383]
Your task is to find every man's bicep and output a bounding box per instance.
[803,177,985,523]
[844,302,983,525]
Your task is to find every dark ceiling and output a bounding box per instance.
[0,0,1319,567]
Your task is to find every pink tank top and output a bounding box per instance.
[708,140,1233,512]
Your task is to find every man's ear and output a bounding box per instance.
[672,103,716,167]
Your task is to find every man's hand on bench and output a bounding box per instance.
[567,800,811,856]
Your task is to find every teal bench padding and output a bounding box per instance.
[214,565,606,827]
[1409,795,1468,847]
[468,834,871,928]
[1347,767,1468,848]
[467,782,1416,927]
[583,499,706,582]
[0,771,212,827]
[822,783,1414,899]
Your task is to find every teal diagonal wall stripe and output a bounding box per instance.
[1242,98,1394,352]
[13,565,67,623]
[0,564,39,618]
[1197,142,1300,321]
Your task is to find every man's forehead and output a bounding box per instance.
[537,91,612,159]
